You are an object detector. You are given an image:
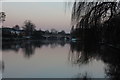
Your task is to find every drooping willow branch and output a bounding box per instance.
[71,2,120,29]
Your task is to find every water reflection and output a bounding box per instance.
[69,42,101,65]
[2,40,120,79]
[69,42,120,79]
[0,60,4,79]
[2,40,68,58]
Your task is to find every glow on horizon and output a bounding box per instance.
[2,2,72,32]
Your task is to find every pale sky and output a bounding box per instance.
[2,2,72,32]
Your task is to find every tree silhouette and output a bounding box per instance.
[71,2,120,27]
[13,25,20,30]
[0,12,6,27]
[22,20,36,36]
[71,1,120,44]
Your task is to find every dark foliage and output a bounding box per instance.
[71,2,120,47]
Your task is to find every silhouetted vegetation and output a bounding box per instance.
[2,40,70,58]
[1,20,70,41]
[1,12,70,41]
[69,2,120,79]
[71,2,120,48]
[0,12,6,25]
[22,20,36,37]
[69,42,120,79]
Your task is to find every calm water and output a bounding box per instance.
[1,40,120,79]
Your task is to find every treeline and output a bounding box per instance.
[1,20,70,41]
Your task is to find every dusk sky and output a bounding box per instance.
[2,2,72,32]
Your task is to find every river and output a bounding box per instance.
[1,40,120,79]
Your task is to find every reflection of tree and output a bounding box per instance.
[69,42,120,79]
[2,40,69,58]
[102,46,120,80]
[72,72,91,80]
[22,41,35,58]
[69,42,101,65]
[0,61,4,73]
[105,64,120,80]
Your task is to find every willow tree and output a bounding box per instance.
[71,1,120,42]
[71,1,120,28]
